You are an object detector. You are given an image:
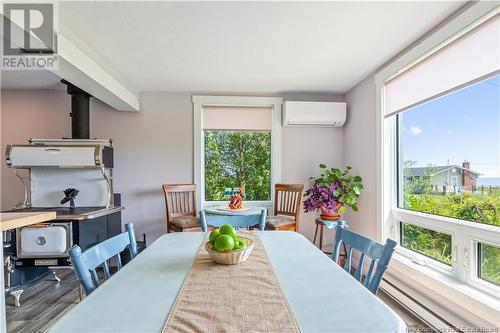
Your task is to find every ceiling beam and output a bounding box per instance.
[53,33,139,111]
[1,13,139,111]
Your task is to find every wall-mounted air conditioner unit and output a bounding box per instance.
[282,101,346,127]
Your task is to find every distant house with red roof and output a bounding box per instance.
[405,161,481,193]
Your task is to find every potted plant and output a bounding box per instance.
[303,164,363,220]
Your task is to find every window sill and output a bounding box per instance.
[392,207,500,233]
[384,253,499,328]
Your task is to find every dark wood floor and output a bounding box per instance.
[6,268,431,333]
[6,269,80,333]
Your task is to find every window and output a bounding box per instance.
[394,74,500,289]
[451,176,458,188]
[193,96,283,209]
[400,222,452,265]
[478,243,500,286]
[398,74,500,227]
[379,10,500,300]
[204,131,271,201]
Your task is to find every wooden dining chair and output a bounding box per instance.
[162,184,201,233]
[200,210,267,232]
[69,223,137,296]
[332,221,397,295]
[266,183,304,231]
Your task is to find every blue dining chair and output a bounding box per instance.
[199,210,267,232]
[331,221,397,294]
[69,223,138,296]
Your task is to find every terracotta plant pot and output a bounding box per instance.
[320,206,342,221]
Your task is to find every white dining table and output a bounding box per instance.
[203,205,267,216]
[50,232,406,333]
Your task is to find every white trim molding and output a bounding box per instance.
[192,95,283,212]
[193,95,283,106]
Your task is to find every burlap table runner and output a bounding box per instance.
[162,231,301,333]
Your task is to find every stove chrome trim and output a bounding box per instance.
[12,167,30,209]
[29,138,113,147]
[101,166,113,208]
[55,206,124,220]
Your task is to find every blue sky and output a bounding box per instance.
[401,74,500,178]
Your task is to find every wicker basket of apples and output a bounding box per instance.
[205,224,254,265]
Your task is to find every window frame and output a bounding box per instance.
[375,3,500,313]
[193,95,283,211]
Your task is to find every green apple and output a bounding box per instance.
[209,229,220,244]
[219,224,237,240]
[214,235,235,251]
[233,239,246,250]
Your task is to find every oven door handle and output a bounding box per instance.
[30,223,49,228]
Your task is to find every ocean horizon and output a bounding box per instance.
[477,177,500,187]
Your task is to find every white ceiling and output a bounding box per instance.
[3,1,464,93]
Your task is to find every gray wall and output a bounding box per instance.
[280,93,344,247]
[343,76,378,239]
[90,93,194,240]
[1,90,71,210]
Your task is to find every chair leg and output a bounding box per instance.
[79,284,84,301]
[319,224,324,251]
[313,224,319,246]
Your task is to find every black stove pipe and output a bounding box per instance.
[61,80,91,139]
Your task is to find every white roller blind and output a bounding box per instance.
[385,14,500,117]
[203,106,273,131]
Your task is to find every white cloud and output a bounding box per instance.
[445,129,455,135]
[410,126,422,135]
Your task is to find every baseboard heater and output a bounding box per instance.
[380,278,462,333]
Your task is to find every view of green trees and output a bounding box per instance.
[480,244,500,286]
[401,223,452,265]
[402,161,500,285]
[204,131,271,201]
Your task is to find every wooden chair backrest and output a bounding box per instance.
[162,184,197,221]
[69,223,137,296]
[274,183,304,220]
[199,210,267,232]
[332,221,397,294]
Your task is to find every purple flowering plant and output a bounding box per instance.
[303,164,363,215]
